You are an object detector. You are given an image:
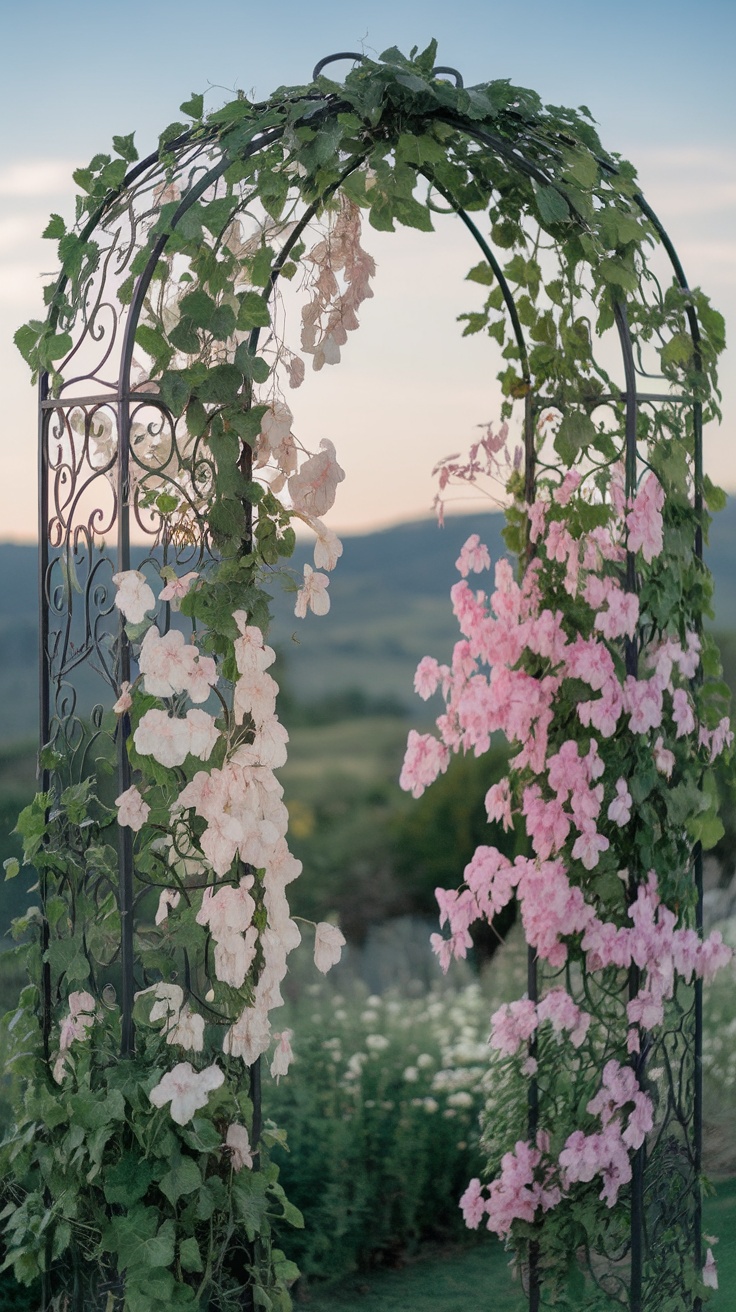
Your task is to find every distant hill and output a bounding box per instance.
[1,503,736,747]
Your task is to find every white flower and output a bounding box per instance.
[112,570,155,624]
[314,922,345,974]
[270,1030,294,1080]
[155,888,181,925]
[294,564,330,619]
[167,1004,205,1053]
[223,1004,271,1065]
[115,785,150,833]
[149,1061,224,1125]
[403,1066,419,1083]
[366,1033,389,1052]
[703,1248,718,1289]
[226,1123,253,1172]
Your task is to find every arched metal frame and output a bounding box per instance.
[36,51,707,1312]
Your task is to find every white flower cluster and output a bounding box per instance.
[109,569,346,1126]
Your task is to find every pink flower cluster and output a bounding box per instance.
[402,441,733,1248]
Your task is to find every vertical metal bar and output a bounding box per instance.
[523,389,539,1312]
[117,395,135,1057]
[692,393,704,1312]
[37,374,52,1065]
[38,372,53,1312]
[614,299,644,1312]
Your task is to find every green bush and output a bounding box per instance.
[265,970,500,1283]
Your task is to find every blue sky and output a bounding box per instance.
[1,0,734,537]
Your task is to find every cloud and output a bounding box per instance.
[0,159,77,198]
[0,261,50,308]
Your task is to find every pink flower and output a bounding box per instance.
[314,922,346,974]
[572,824,609,871]
[288,438,345,516]
[623,677,663,733]
[149,1061,224,1125]
[112,569,155,623]
[414,656,442,700]
[295,564,330,618]
[626,473,664,562]
[607,779,632,826]
[671,688,695,738]
[490,999,538,1056]
[459,1178,487,1229]
[653,736,675,778]
[456,534,491,577]
[116,785,150,833]
[485,779,513,831]
[159,572,198,605]
[400,730,450,799]
[554,469,581,506]
[223,1003,271,1064]
[113,681,133,714]
[594,586,639,641]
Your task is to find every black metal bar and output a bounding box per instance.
[116,387,135,1058]
[37,373,52,1068]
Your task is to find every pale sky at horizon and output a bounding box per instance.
[1,0,734,541]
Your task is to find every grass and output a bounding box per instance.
[300,1179,736,1311]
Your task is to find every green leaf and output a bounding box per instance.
[179,1236,203,1274]
[104,1154,154,1206]
[43,213,66,240]
[179,288,217,329]
[250,245,274,287]
[198,363,244,405]
[465,261,494,286]
[3,858,20,881]
[233,1172,270,1241]
[599,257,638,293]
[532,181,570,226]
[168,317,200,355]
[112,133,139,163]
[554,411,596,464]
[237,291,271,330]
[159,370,192,415]
[158,1154,202,1207]
[661,332,694,370]
[233,343,270,383]
[180,92,204,120]
[135,325,172,371]
[179,1116,222,1153]
[104,1208,176,1270]
[227,404,268,444]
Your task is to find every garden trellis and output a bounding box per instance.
[3,39,731,1312]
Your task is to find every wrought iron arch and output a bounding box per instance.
[25,44,721,1311]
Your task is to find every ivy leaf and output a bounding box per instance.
[180,92,204,120]
[168,317,200,355]
[233,343,270,384]
[179,1237,203,1274]
[236,292,271,331]
[554,412,596,465]
[43,214,66,240]
[179,288,217,330]
[250,245,274,287]
[232,1172,270,1241]
[103,1208,176,1270]
[197,364,243,405]
[104,1154,154,1206]
[661,332,694,370]
[112,133,139,163]
[466,261,494,286]
[135,325,172,373]
[158,1155,202,1207]
[532,181,570,226]
[159,370,191,415]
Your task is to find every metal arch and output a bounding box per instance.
[35,57,713,1312]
